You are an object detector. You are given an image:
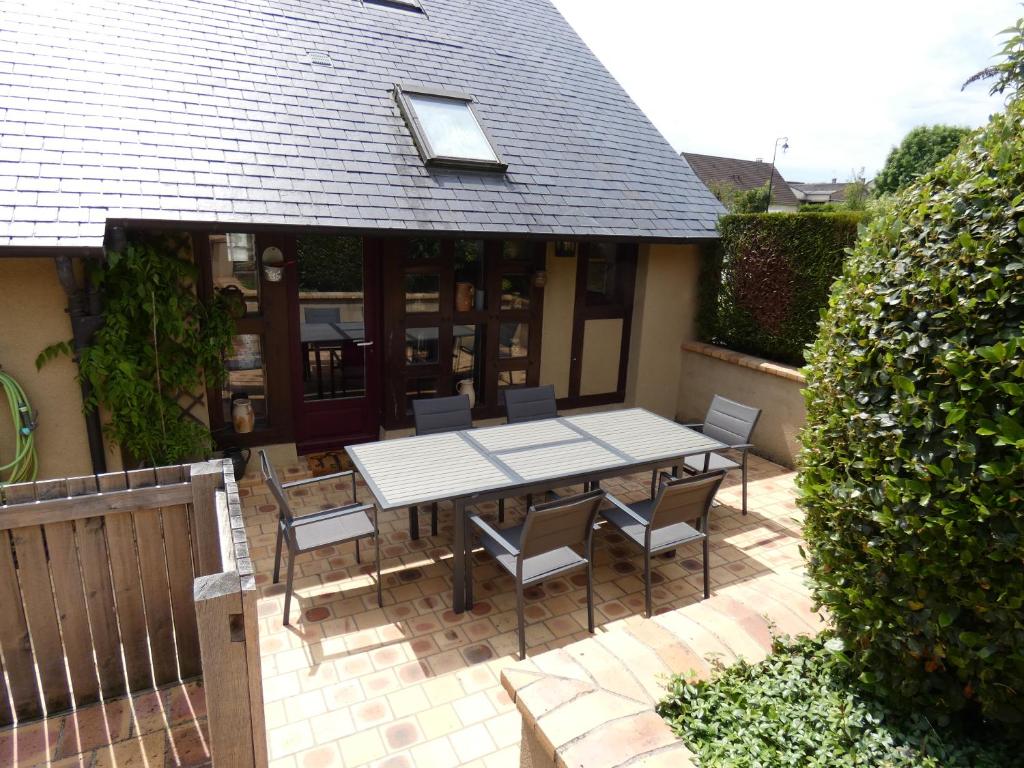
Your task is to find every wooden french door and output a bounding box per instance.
[288,234,382,452]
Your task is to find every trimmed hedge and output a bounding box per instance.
[698,212,861,365]
[799,98,1024,722]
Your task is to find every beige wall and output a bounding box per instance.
[538,245,575,398]
[0,259,94,480]
[676,348,805,468]
[624,243,702,417]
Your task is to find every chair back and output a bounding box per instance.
[701,395,761,447]
[259,449,295,524]
[413,394,473,436]
[651,470,726,532]
[504,385,557,424]
[520,489,605,560]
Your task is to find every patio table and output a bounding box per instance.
[346,407,727,612]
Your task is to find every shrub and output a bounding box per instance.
[874,125,972,195]
[799,98,1024,722]
[659,634,1023,767]
[698,212,862,365]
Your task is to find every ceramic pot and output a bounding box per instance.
[455,282,475,312]
[232,398,255,433]
[457,379,476,408]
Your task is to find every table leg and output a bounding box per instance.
[452,498,467,613]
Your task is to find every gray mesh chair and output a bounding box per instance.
[468,489,605,659]
[409,395,475,538]
[260,450,381,625]
[500,385,559,516]
[601,469,725,617]
[656,395,761,514]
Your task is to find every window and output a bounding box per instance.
[394,85,506,171]
[365,0,422,10]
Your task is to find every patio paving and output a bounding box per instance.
[240,452,806,768]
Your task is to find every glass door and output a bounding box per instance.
[290,234,381,451]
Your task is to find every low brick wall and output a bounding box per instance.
[677,341,806,469]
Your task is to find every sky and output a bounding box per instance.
[549,0,1019,183]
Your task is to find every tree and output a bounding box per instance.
[873,125,971,195]
[707,181,772,213]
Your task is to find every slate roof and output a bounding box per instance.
[680,152,800,208]
[0,0,724,250]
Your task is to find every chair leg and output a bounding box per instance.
[355,537,360,564]
[466,527,474,610]
[516,582,526,660]
[703,536,711,600]
[526,494,533,509]
[409,506,420,540]
[650,470,657,500]
[644,550,653,618]
[586,562,595,634]
[272,524,284,584]
[431,502,438,537]
[283,548,297,626]
[741,457,749,515]
[498,498,504,523]
[376,534,383,608]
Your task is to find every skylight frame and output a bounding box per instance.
[363,0,424,14]
[394,84,508,173]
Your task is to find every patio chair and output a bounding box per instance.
[467,488,605,659]
[260,450,381,625]
[601,469,725,618]
[499,385,559,516]
[409,394,476,538]
[653,395,761,515]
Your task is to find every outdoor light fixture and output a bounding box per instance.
[105,225,127,254]
[765,136,790,212]
[554,241,576,258]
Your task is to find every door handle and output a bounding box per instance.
[356,341,374,347]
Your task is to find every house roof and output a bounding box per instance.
[790,182,853,203]
[680,152,800,208]
[0,0,724,251]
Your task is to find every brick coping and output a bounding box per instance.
[680,340,806,384]
[501,569,824,768]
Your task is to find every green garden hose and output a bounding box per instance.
[0,368,38,485]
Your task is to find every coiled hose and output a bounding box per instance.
[0,368,37,486]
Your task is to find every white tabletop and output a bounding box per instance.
[347,408,726,510]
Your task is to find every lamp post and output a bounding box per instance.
[765,136,789,212]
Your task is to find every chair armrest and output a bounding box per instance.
[469,515,520,556]
[603,494,650,527]
[657,471,677,489]
[679,423,704,431]
[282,470,356,489]
[293,502,376,524]
[727,443,754,452]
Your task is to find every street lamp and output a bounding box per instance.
[765,136,789,212]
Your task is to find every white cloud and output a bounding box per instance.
[550,0,1018,181]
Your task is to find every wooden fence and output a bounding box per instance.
[0,460,267,766]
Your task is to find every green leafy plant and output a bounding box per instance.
[799,94,1024,722]
[38,233,234,466]
[698,212,862,365]
[659,634,1023,767]
[707,181,772,214]
[874,125,972,195]
[963,14,1024,97]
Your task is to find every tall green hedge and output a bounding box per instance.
[698,213,861,365]
[799,97,1023,722]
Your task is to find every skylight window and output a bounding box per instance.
[364,0,423,13]
[394,85,507,171]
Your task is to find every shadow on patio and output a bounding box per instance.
[240,454,803,768]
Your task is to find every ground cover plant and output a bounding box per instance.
[658,634,1024,768]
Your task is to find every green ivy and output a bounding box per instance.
[658,634,1023,767]
[799,96,1024,722]
[38,233,234,466]
[698,212,862,365]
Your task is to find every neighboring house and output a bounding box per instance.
[0,0,726,479]
[790,180,863,206]
[681,152,801,212]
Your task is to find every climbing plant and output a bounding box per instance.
[39,233,234,466]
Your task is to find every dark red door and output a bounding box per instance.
[288,234,382,452]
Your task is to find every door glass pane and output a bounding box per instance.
[408,238,440,261]
[210,234,260,314]
[502,241,527,260]
[297,234,366,401]
[499,322,528,358]
[223,334,268,428]
[499,369,527,387]
[453,324,485,406]
[500,274,530,310]
[405,274,440,313]
[406,377,439,412]
[585,243,621,306]
[405,327,439,365]
[454,240,485,312]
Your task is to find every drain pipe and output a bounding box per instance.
[55,255,107,474]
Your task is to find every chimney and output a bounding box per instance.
[831,177,837,183]
[755,157,764,163]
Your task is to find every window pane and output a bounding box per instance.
[585,243,620,306]
[407,93,498,162]
[406,327,439,365]
[499,322,528,358]
[406,274,440,313]
[499,369,527,387]
[408,238,440,261]
[454,240,485,312]
[502,241,528,260]
[500,274,530,311]
[297,234,366,401]
[210,234,259,314]
[453,324,486,406]
[223,334,267,428]
[406,377,439,411]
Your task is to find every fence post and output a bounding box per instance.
[190,461,224,576]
